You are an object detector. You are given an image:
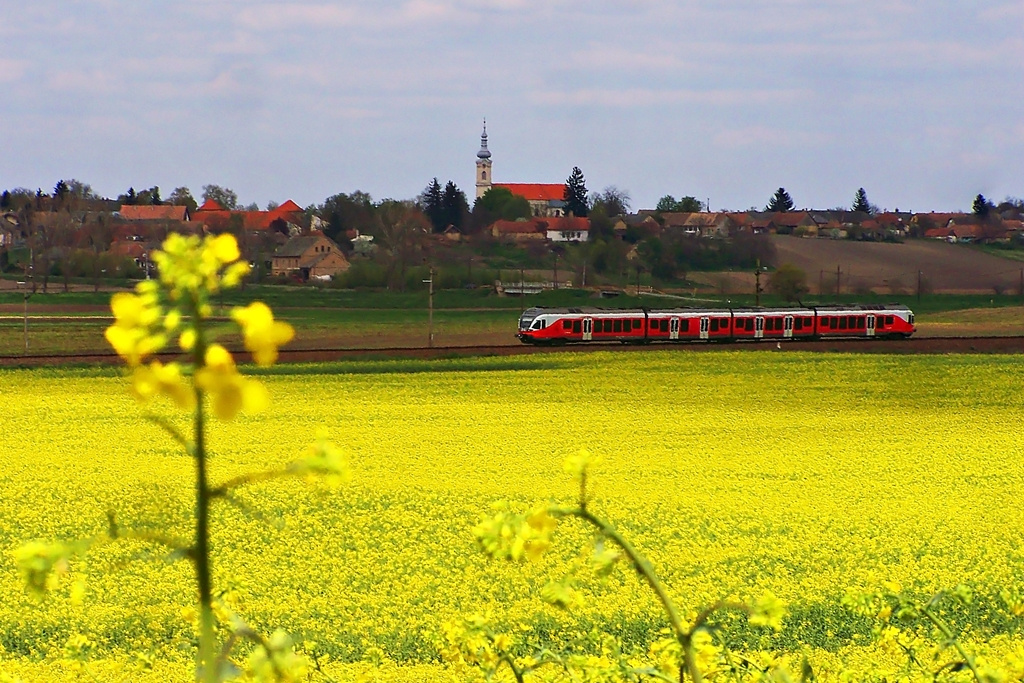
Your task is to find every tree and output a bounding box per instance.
[766,188,795,212]
[375,200,429,290]
[656,195,703,213]
[121,187,138,206]
[473,187,531,222]
[441,181,469,232]
[169,187,199,214]
[318,191,377,243]
[589,186,630,218]
[973,194,994,217]
[137,186,162,206]
[852,188,872,213]
[53,180,70,207]
[769,263,809,303]
[202,185,239,210]
[419,178,445,232]
[563,167,588,218]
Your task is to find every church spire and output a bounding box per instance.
[477,119,491,160]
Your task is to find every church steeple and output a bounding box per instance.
[475,119,493,199]
[477,119,491,160]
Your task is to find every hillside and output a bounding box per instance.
[771,236,1023,295]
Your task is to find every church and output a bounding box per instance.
[475,122,566,218]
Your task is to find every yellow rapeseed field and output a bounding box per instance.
[2,350,1024,681]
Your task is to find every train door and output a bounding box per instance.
[669,317,680,340]
[699,317,710,340]
[783,315,794,339]
[754,316,764,339]
[866,314,876,337]
[582,317,593,341]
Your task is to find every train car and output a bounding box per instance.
[813,305,915,339]
[517,304,915,345]
[516,307,647,344]
[731,308,817,341]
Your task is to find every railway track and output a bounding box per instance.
[2,335,1024,367]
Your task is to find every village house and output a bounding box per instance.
[490,219,546,242]
[271,233,350,280]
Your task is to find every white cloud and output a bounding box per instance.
[0,59,29,83]
[712,125,834,149]
[529,87,807,108]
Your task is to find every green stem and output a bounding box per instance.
[568,508,688,653]
[920,605,982,683]
[192,318,216,682]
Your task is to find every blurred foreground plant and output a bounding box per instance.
[14,233,347,682]
[447,450,789,683]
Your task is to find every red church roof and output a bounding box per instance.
[495,183,566,202]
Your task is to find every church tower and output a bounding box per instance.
[475,120,492,200]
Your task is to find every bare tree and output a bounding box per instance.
[375,200,429,290]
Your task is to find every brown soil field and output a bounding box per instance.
[771,235,1024,294]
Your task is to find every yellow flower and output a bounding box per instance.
[130,360,194,410]
[232,302,295,366]
[194,344,269,420]
[209,233,240,264]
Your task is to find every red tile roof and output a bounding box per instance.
[538,216,589,232]
[495,183,565,202]
[119,205,189,221]
[197,199,224,211]
[271,199,303,216]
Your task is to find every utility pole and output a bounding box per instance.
[520,266,524,317]
[755,258,763,306]
[23,246,34,354]
[423,267,434,348]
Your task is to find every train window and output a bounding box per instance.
[805,317,813,326]
[794,318,803,331]
[572,320,581,334]
[858,317,865,329]
[710,318,719,332]
[660,319,668,332]
[744,319,753,331]
[839,317,848,330]
[563,320,571,330]
[886,315,894,325]
[613,319,622,333]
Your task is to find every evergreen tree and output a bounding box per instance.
[973,193,993,217]
[419,178,445,232]
[563,166,588,218]
[766,187,795,212]
[0,190,9,209]
[53,180,70,205]
[852,188,872,213]
[441,181,469,231]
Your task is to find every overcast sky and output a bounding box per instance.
[2,1,1022,213]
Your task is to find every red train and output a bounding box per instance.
[517,304,916,344]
